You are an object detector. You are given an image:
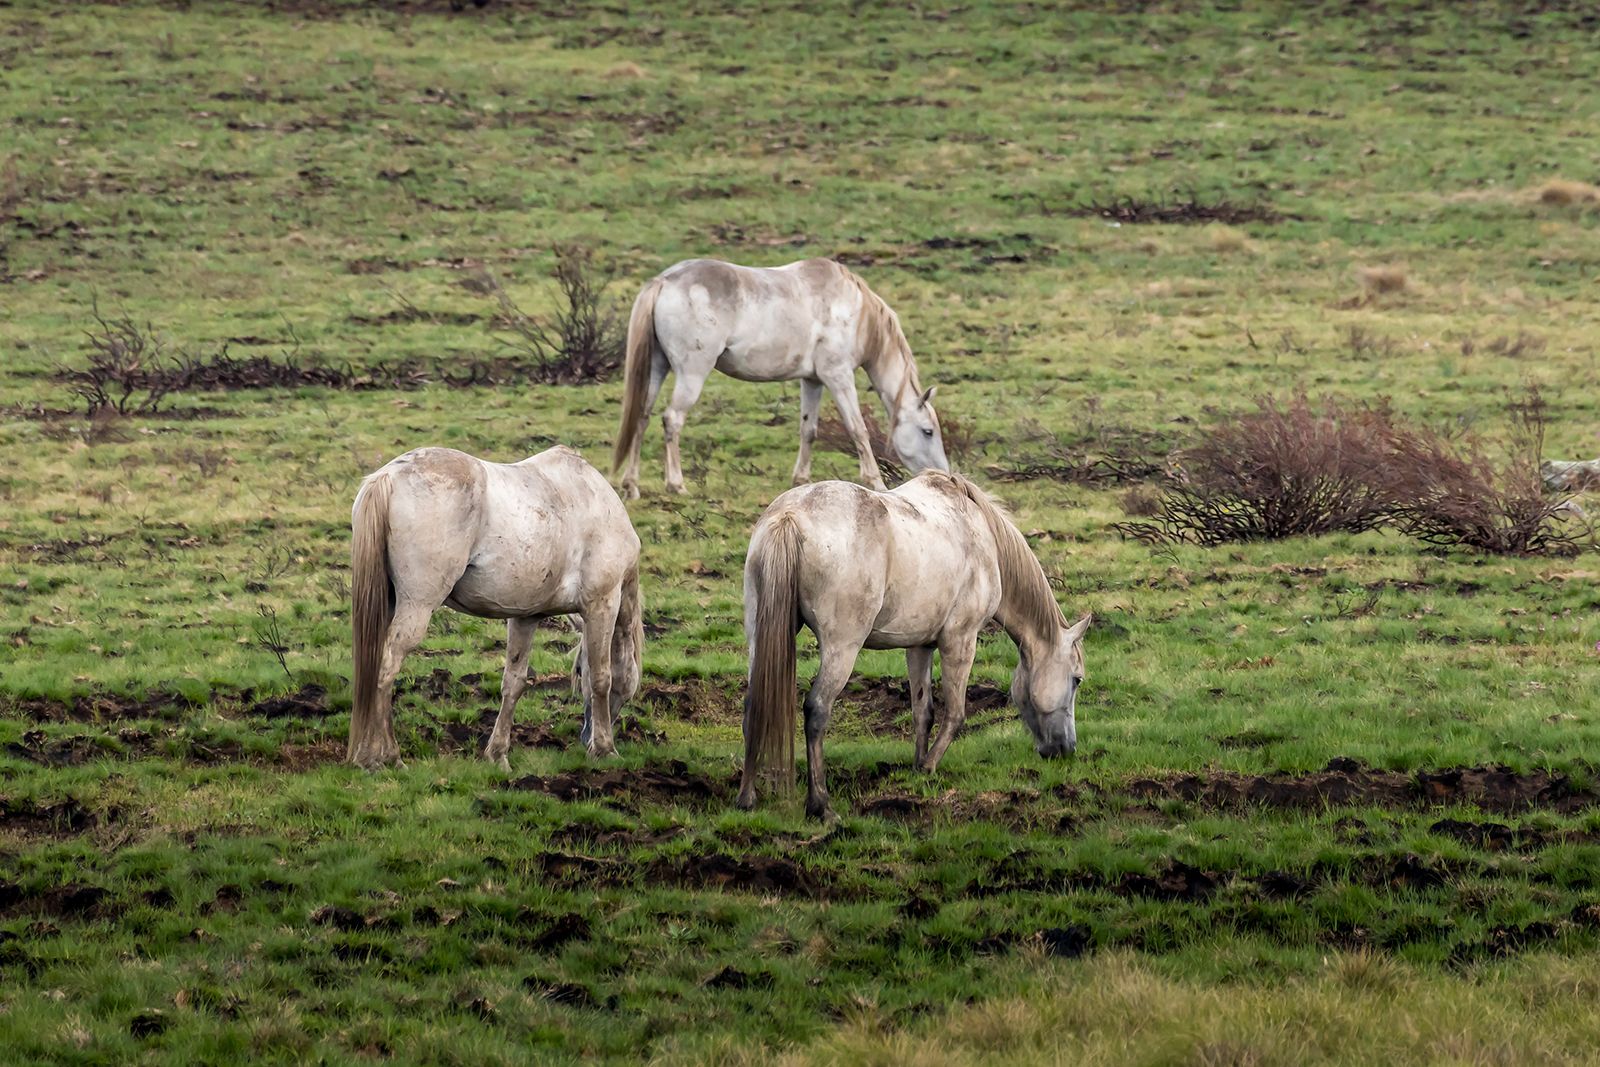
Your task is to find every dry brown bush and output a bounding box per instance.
[1387,387,1588,556]
[1114,394,1404,546]
[1116,388,1591,556]
[816,406,976,485]
[487,243,626,384]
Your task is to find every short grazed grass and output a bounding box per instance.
[3,2,1600,1063]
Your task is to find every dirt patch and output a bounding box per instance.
[659,852,818,896]
[1054,193,1292,225]
[246,684,329,719]
[2,725,344,771]
[10,691,197,724]
[833,233,1056,273]
[0,796,98,836]
[0,881,117,921]
[834,678,1009,734]
[633,680,737,724]
[1117,760,1598,814]
[507,759,728,808]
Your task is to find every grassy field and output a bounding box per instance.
[4,1,1600,1062]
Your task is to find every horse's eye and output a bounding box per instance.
[922,427,934,438]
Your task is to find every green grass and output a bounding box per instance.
[3,1,1600,1063]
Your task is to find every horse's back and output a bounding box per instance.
[753,475,1001,646]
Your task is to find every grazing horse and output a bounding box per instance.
[348,446,642,771]
[737,471,1091,818]
[612,257,950,498]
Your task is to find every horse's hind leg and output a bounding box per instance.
[484,616,537,773]
[578,586,624,758]
[802,631,865,820]
[908,645,935,766]
[661,373,706,495]
[355,599,436,768]
[791,378,824,486]
[918,635,975,773]
[622,350,669,500]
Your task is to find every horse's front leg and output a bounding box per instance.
[578,589,624,758]
[791,378,823,486]
[918,635,975,773]
[820,374,887,492]
[907,645,935,766]
[803,633,865,820]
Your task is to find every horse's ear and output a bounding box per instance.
[1064,613,1092,643]
[919,385,937,408]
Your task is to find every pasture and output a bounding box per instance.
[3,2,1600,1062]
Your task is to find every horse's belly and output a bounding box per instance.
[715,345,812,382]
[446,564,577,620]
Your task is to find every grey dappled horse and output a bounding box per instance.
[738,471,1091,818]
[348,446,642,770]
[612,257,949,497]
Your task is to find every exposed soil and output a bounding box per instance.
[0,796,99,836]
[633,679,737,724]
[507,759,728,808]
[833,233,1057,273]
[11,691,198,724]
[0,881,117,921]
[246,684,329,719]
[1114,760,1599,814]
[1055,194,1293,225]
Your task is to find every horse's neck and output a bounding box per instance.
[862,343,914,420]
[995,600,1054,663]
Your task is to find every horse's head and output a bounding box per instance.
[890,385,950,474]
[1012,613,1090,759]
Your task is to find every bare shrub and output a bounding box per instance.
[1387,387,1589,556]
[817,405,976,486]
[817,408,906,484]
[1112,395,1404,546]
[66,306,179,416]
[988,418,1168,487]
[1346,325,1399,361]
[1485,331,1546,359]
[487,244,626,384]
[1119,485,1162,517]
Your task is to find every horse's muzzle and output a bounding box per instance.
[1036,740,1075,760]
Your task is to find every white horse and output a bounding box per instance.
[348,446,643,771]
[612,257,950,498]
[737,471,1091,818]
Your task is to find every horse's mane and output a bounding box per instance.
[949,475,1065,643]
[840,265,921,392]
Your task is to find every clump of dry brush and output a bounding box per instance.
[484,243,626,384]
[1115,388,1591,557]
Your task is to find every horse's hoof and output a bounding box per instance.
[586,742,617,760]
[623,484,640,501]
[805,800,836,822]
[735,789,756,811]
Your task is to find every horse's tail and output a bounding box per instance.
[349,472,395,763]
[743,513,802,794]
[613,277,663,475]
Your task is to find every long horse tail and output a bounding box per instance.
[349,471,395,763]
[612,276,664,474]
[743,513,802,794]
